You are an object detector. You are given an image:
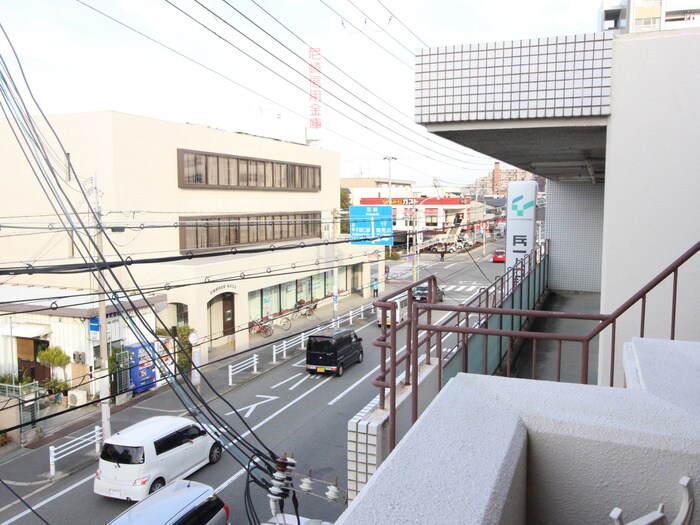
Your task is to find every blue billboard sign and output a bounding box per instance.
[349,205,393,245]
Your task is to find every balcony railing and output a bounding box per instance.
[372,239,700,451]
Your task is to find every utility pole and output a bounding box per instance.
[332,209,339,321]
[412,199,418,281]
[383,156,396,204]
[92,175,111,439]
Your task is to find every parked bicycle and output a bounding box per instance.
[292,303,318,319]
[249,318,273,337]
[273,316,291,331]
[291,300,309,320]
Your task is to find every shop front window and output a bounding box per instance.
[297,277,311,303]
[248,290,261,321]
[262,286,280,318]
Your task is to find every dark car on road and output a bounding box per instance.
[412,284,445,303]
[306,329,364,377]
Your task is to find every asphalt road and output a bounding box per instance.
[0,246,506,525]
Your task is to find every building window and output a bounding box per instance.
[180,212,322,252]
[178,149,321,191]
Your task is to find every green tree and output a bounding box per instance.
[340,188,351,234]
[37,345,70,380]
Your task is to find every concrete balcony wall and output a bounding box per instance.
[338,360,700,524]
[346,360,440,501]
[599,29,700,386]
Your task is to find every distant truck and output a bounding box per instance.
[429,240,471,253]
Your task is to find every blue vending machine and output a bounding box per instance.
[124,342,157,394]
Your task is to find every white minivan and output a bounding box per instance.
[94,416,223,502]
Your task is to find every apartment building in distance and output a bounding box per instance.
[601,0,700,33]
[465,161,538,198]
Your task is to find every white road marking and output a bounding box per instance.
[444,263,457,269]
[215,376,333,494]
[3,318,385,521]
[270,373,302,389]
[131,405,183,413]
[0,474,95,525]
[328,311,453,406]
[225,395,278,417]
[456,285,467,291]
[288,373,312,390]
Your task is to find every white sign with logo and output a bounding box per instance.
[506,181,538,269]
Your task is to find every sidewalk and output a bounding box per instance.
[0,254,477,474]
[0,270,407,477]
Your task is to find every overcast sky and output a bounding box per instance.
[0,0,604,187]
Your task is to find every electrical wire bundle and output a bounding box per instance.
[0,21,288,525]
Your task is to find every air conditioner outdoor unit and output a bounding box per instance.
[67,389,88,407]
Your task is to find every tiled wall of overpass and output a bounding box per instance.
[546,179,604,292]
[415,31,614,123]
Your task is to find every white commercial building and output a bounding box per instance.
[0,112,376,373]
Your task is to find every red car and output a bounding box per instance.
[492,249,506,263]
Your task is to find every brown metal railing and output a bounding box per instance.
[373,241,550,449]
[372,240,700,451]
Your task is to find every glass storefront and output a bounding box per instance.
[247,265,357,319]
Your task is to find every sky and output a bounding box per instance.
[0,0,605,187]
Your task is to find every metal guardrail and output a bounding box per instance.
[374,239,699,452]
[373,241,550,450]
[49,425,102,476]
[228,354,259,385]
[271,303,375,363]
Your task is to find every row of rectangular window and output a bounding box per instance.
[178,150,321,191]
[180,213,322,252]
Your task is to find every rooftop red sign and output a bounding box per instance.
[359,197,470,206]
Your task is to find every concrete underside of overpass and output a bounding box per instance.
[425,118,607,182]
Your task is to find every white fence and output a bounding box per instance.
[49,425,102,476]
[271,303,374,363]
[228,354,259,385]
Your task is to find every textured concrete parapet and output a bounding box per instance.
[623,337,700,419]
[338,370,700,524]
[339,376,528,525]
[346,360,440,501]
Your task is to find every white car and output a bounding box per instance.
[107,480,230,525]
[94,416,222,501]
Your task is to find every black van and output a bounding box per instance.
[305,329,364,377]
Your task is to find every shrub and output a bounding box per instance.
[37,346,70,379]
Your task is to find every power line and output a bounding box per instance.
[73,0,490,184]
[375,0,429,48]
[167,0,490,170]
